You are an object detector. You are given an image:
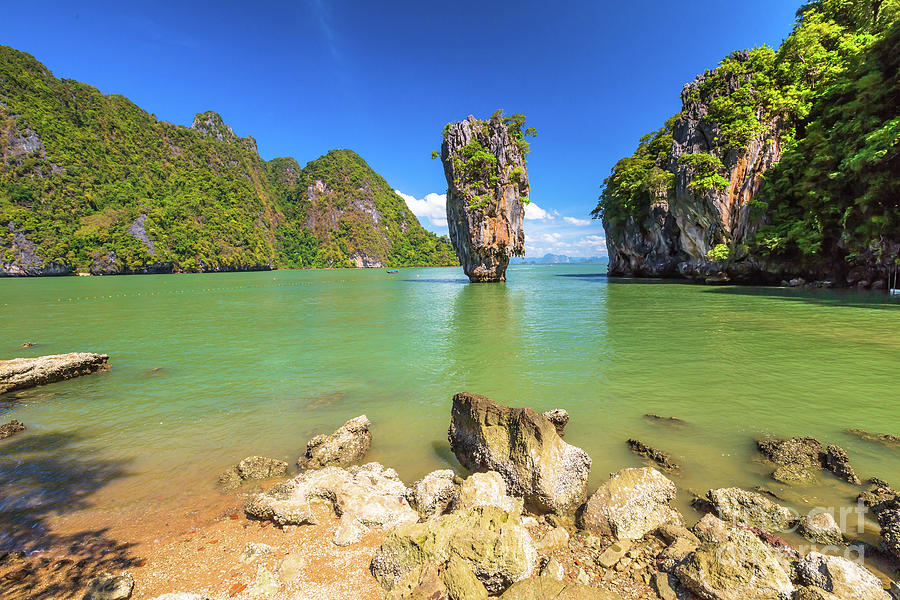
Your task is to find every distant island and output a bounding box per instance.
[510,254,605,265]
[0,46,456,276]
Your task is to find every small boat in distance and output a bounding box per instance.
[386,269,399,274]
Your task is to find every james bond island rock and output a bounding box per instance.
[448,393,590,515]
[0,352,109,394]
[440,111,533,282]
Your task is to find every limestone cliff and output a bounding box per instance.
[600,7,900,288]
[441,113,529,282]
[0,45,455,275]
[603,52,784,284]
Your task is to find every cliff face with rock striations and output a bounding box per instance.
[441,113,530,282]
[599,4,900,287]
[603,52,784,284]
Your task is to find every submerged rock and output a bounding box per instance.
[845,428,900,448]
[440,113,529,282]
[757,437,860,485]
[0,419,26,440]
[238,456,289,480]
[298,415,372,470]
[578,467,679,540]
[448,393,591,514]
[217,456,288,492]
[371,505,536,596]
[0,352,109,394]
[626,438,679,471]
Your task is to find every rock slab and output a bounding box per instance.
[1,352,109,394]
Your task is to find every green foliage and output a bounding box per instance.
[596,0,900,274]
[444,111,532,211]
[753,18,900,263]
[430,150,439,159]
[678,153,730,193]
[0,46,455,272]
[706,243,732,261]
[592,123,675,224]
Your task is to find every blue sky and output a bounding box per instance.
[4,0,800,257]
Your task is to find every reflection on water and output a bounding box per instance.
[0,265,899,553]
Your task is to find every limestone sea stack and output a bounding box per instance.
[440,112,531,282]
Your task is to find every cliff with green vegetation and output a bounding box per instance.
[595,0,899,287]
[0,46,455,275]
[441,111,532,282]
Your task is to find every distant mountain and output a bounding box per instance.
[0,46,456,275]
[510,254,606,265]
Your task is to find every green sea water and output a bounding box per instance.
[2,264,899,549]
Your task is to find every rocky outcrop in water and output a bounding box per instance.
[217,456,289,492]
[448,393,590,514]
[0,419,25,439]
[441,114,529,282]
[0,352,109,394]
[757,437,861,485]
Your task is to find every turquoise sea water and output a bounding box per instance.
[1,264,899,549]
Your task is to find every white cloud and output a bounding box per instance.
[524,202,551,221]
[563,216,592,226]
[527,232,562,243]
[395,190,447,228]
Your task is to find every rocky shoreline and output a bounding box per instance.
[6,393,894,600]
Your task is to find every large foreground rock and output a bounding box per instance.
[578,467,679,540]
[298,415,372,469]
[245,462,417,545]
[0,352,109,394]
[674,526,794,600]
[440,113,528,282]
[448,393,590,514]
[498,576,622,599]
[796,552,890,600]
[371,505,537,596]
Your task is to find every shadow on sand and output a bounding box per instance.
[0,430,141,600]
